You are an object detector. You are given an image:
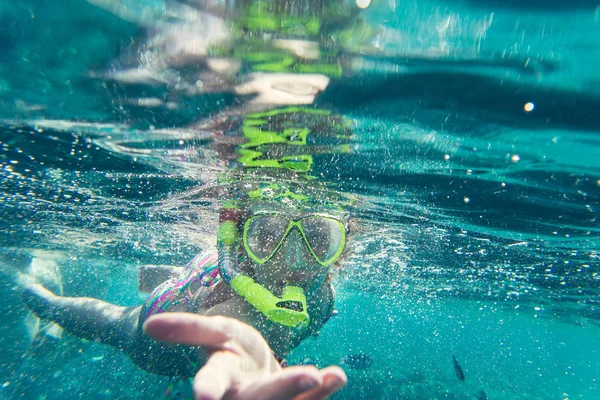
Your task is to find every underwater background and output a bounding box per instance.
[0,0,599,399]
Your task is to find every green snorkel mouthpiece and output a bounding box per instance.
[230,275,309,328]
[217,206,310,328]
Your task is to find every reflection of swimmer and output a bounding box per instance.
[22,185,351,399]
[209,106,354,177]
[235,73,330,105]
[95,0,376,111]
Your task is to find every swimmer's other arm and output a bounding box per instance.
[144,313,347,400]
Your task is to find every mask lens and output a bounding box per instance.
[300,216,345,265]
[244,215,290,262]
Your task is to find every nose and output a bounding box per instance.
[278,228,311,267]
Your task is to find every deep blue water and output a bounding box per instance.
[1,0,599,399]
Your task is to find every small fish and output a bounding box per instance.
[474,389,488,400]
[342,352,373,370]
[299,357,316,366]
[452,354,465,382]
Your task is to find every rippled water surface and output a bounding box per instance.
[1,0,599,399]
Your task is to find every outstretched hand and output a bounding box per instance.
[143,313,347,400]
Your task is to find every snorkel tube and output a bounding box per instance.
[217,205,310,328]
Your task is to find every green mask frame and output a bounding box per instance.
[242,213,346,267]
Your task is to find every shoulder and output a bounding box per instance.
[192,281,237,313]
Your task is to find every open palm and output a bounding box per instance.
[144,313,347,400]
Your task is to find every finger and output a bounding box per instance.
[294,366,347,400]
[144,313,241,348]
[192,350,240,400]
[238,365,323,400]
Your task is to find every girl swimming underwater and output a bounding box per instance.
[22,196,349,400]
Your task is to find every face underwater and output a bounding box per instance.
[244,212,347,289]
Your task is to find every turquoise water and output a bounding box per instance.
[1,0,599,399]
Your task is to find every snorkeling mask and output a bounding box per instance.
[218,205,312,328]
[243,213,346,266]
